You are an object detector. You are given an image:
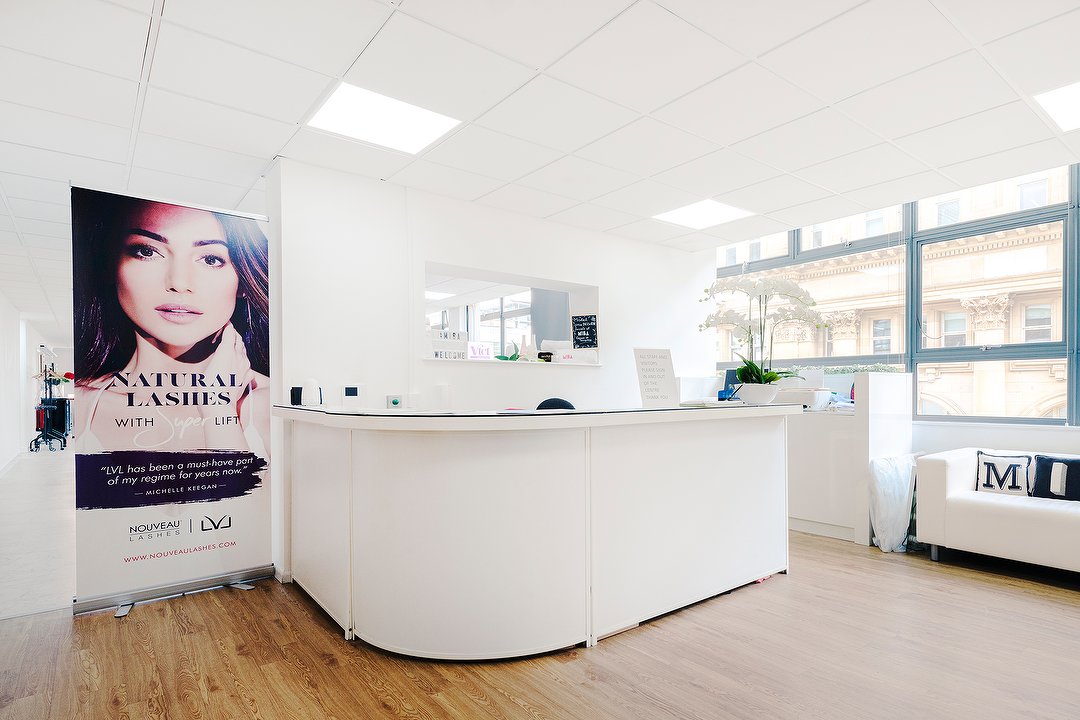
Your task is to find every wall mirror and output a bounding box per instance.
[424,262,600,365]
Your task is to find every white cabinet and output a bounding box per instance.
[787,373,912,544]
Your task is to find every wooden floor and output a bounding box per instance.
[4,534,1080,720]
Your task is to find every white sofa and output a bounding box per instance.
[916,447,1080,571]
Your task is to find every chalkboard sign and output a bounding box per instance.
[571,314,598,349]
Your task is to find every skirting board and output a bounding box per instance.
[72,564,275,615]
[789,517,854,542]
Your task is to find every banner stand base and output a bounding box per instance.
[74,564,274,615]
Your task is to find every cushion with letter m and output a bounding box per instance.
[975,451,1032,496]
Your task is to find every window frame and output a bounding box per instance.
[713,163,1079,426]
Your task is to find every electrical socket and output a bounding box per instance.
[385,394,403,409]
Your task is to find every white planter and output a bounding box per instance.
[734,383,779,404]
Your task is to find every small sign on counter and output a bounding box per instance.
[633,348,678,408]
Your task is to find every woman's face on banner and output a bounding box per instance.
[116,203,239,353]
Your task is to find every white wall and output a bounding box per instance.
[0,293,23,470]
[275,159,716,412]
[913,421,1080,454]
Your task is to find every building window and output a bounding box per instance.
[872,319,891,354]
[918,166,1068,229]
[724,247,737,266]
[1024,305,1052,343]
[936,199,960,227]
[865,212,884,237]
[920,222,1064,349]
[942,312,966,347]
[1018,180,1049,210]
[749,241,761,261]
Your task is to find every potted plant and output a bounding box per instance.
[700,276,824,403]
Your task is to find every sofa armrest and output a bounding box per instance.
[916,448,977,546]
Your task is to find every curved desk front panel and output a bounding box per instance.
[276,404,798,660]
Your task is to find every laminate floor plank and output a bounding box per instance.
[7,533,1080,719]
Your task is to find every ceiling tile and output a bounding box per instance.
[17,219,71,240]
[732,109,881,171]
[654,149,782,197]
[0,0,150,80]
[547,203,639,232]
[983,9,1080,95]
[7,198,70,224]
[152,23,333,122]
[796,144,929,194]
[575,118,718,177]
[546,1,745,112]
[424,125,562,181]
[592,180,700,217]
[703,215,793,242]
[389,160,504,201]
[279,128,414,180]
[662,232,719,252]
[1062,130,1080,158]
[767,195,868,227]
[21,235,71,252]
[476,184,578,218]
[399,0,633,69]
[655,0,863,58]
[0,142,126,191]
[759,0,969,103]
[235,188,267,216]
[165,0,391,76]
[476,76,636,153]
[127,168,250,210]
[844,170,959,210]
[939,139,1077,189]
[608,219,689,243]
[0,47,137,128]
[0,253,32,268]
[836,52,1018,140]
[345,13,535,121]
[0,100,130,163]
[895,102,1055,167]
[31,258,72,278]
[134,134,268,188]
[935,0,1080,44]
[716,174,832,213]
[654,62,823,146]
[0,216,14,232]
[140,88,298,158]
[0,173,72,205]
[517,156,637,202]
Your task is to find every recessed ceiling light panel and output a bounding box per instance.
[653,199,753,229]
[308,83,461,154]
[1035,81,1080,132]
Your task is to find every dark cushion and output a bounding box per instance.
[1031,455,1080,501]
[537,397,575,410]
[974,451,1032,496]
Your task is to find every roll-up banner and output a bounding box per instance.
[71,188,272,612]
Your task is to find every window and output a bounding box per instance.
[1024,305,1052,342]
[936,199,960,227]
[919,222,1064,349]
[714,245,905,365]
[799,206,901,251]
[872,319,891,354]
[942,312,966,347]
[917,360,1067,418]
[1019,179,1049,210]
[865,212,884,237]
[717,232,788,267]
[918,167,1068,229]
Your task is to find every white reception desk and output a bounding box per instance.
[275,403,799,660]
